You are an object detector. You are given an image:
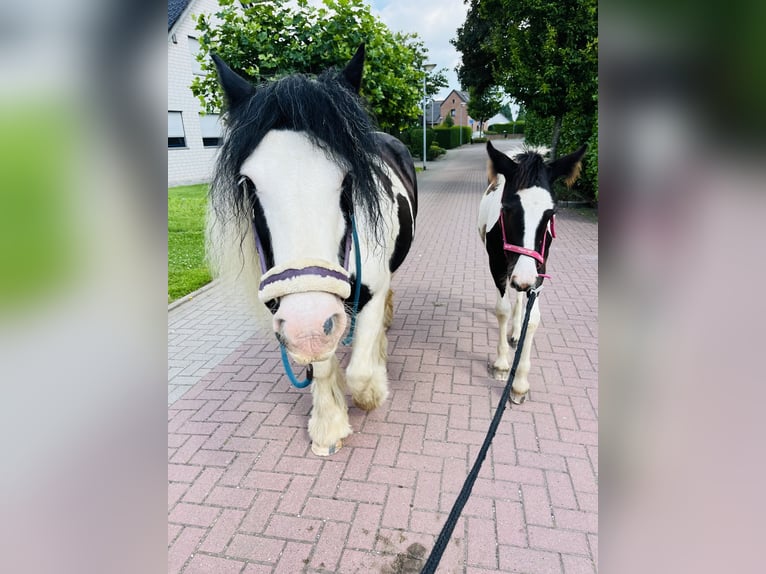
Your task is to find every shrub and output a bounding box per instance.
[432,126,472,149]
[407,127,436,159]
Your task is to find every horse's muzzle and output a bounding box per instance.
[273,292,348,364]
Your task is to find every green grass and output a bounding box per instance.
[168,184,212,303]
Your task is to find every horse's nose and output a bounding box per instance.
[510,276,534,292]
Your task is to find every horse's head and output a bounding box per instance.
[210,45,380,364]
[487,141,586,291]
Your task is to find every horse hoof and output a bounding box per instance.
[510,391,527,405]
[489,363,510,381]
[311,439,343,457]
[353,397,379,412]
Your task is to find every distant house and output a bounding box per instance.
[421,99,442,126]
[168,0,226,187]
[438,89,473,128]
[484,112,512,133]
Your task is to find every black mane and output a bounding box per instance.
[211,66,385,240]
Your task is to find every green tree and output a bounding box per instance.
[467,86,503,136]
[191,0,446,133]
[455,0,597,158]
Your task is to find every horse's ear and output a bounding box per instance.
[550,144,587,188]
[211,53,256,109]
[341,44,365,93]
[487,141,517,178]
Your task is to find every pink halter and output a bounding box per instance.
[499,211,556,279]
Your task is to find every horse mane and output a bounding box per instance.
[509,146,555,198]
[210,66,385,242]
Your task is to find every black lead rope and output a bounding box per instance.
[419,288,539,574]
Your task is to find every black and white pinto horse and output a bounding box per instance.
[478,142,586,403]
[207,46,417,456]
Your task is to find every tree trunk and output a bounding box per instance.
[550,115,563,159]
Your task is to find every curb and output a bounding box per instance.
[168,280,217,312]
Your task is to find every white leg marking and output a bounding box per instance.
[511,297,541,404]
[346,289,389,411]
[493,288,513,379]
[308,355,351,456]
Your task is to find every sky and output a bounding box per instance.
[367,0,469,101]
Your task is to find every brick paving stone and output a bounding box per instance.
[168,526,206,574]
[168,141,598,573]
[183,554,245,574]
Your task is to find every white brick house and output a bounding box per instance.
[168,0,224,187]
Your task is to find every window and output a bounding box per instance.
[188,37,204,76]
[450,109,455,117]
[168,111,186,148]
[199,113,223,147]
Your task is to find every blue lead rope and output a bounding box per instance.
[342,216,362,346]
[281,216,362,388]
[280,344,313,388]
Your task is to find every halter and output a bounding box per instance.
[499,210,556,279]
[243,174,362,388]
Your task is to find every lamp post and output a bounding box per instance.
[422,63,435,170]
[460,102,466,146]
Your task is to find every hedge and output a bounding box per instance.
[433,126,472,149]
[487,121,525,135]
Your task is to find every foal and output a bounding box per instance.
[478,142,586,403]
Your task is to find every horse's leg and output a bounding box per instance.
[308,354,352,456]
[383,288,394,330]
[510,296,541,404]
[492,288,513,380]
[346,288,389,411]
[509,291,524,347]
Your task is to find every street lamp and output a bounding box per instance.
[422,63,436,170]
[460,102,466,146]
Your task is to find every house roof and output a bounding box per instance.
[168,0,192,31]
[441,89,469,103]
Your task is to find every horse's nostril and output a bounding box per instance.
[323,316,334,336]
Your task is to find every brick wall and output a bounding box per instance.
[438,90,472,128]
[168,0,224,187]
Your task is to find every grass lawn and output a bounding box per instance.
[168,184,212,303]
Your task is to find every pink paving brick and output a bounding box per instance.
[199,508,245,553]
[346,503,383,550]
[381,486,413,529]
[169,482,188,510]
[276,474,314,514]
[226,533,284,562]
[553,508,598,533]
[499,545,563,574]
[528,525,590,555]
[467,516,499,569]
[169,502,221,528]
[168,526,205,574]
[309,521,350,571]
[205,485,256,509]
[183,554,245,574]
[265,514,322,542]
[522,484,555,527]
[343,447,375,481]
[240,491,281,534]
[495,500,528,547]
[273,540,312,573]
[168,523,182,547]
[182,467,224,504]
[303,496,356,522]
[546,470,579,510]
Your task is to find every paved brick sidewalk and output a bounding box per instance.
[168,140,598,573]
